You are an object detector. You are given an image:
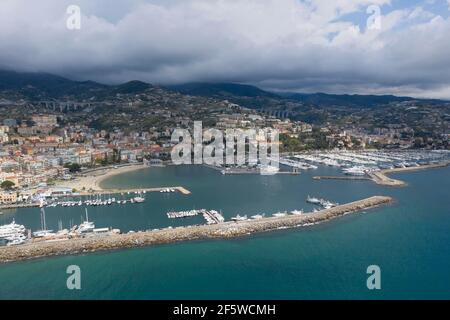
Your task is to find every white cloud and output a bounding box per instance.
[0,0,450,98]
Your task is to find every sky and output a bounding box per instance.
[1,0,450,98]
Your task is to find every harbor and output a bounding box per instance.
[0,186,191,210]
[203,164,300,175]
[280,150,450,176]
[311,161,450,186]
[368,161,450,186]
[0,196,393,263]
[0,206,120,247]
[167,209,225,225]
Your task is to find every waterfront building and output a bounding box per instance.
[0,191,17,204]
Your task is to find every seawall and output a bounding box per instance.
[0,196,393,263]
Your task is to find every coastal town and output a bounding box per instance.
[0,73,449,254]
[1,84,450,203]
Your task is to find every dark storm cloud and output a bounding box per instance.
[1,0,450,98]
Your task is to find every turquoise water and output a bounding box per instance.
[0,165,449,299]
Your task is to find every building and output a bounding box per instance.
[32,115,58,128]
[0,191,17,204]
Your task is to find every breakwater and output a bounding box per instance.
[0,196,392,263]
[313,176,370,181]
[369,161,450,186]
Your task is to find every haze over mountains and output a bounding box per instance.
[0,70,446,109]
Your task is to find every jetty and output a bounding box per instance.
[79,186,192,196]
[312,161,450,187]
[313,176,370,181]
[0,196,392,263]
[368,161,450,186]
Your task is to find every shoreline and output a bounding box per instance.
[312,161,450,187]
[0,196,393,264]
[54,164,147,191]
[368,161,450,187]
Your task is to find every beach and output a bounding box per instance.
[55,164,147,191]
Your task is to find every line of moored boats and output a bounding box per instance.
[45,194,146,208]
[280,150,450,176]
[0,206,120,247]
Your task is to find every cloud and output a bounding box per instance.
[0,0,450,99]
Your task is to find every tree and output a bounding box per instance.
[1,180,15,190]
[64,163,81,173]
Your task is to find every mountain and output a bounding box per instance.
[279,92,442,108]
[1,70,446,108]
[0,70,109,99]
[168,82,278,99]
[112,80,152,95]
[168,82,446,108]
[0,70,155,100]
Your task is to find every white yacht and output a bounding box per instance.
[342,166,368,176]
[0,220,26,240]
[133,196,145,203]
[290,210,304,215]
[273,212,287,218]
[77,208,95,234]
[259,165,280,176]
[306,196,322,205]
[231,214,248,222]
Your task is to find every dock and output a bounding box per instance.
[0,203,42,210]
[0,196,393,263]
[0,186,192,210]
[79,186,192,195]
[313,176,370,181]
[369,161,450,186]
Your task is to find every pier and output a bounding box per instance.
[313,176,371,181]
[368,161,450,186]
[78,186,192,196]
[312,161,450,187]
[0,186,191,210]
[0,196,392,263]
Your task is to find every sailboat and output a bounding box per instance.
[77,208,95,233]
[33,207,55,238]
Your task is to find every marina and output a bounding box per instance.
[1,162,449,299]
[0,196,393,263]
[0,186,191,210]
[281,150,450,177]
[167,209,225,225]
[0,205,120,247]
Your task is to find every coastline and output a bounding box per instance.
[0,196,393,264]
[54,164,147,191]
[368,161,450,187]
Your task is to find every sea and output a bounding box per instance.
[0,165,449,299]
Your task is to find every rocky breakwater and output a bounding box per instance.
[369,161,450,187]
[0,196,393,263]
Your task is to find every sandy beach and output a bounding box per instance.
[55,164,147,192]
